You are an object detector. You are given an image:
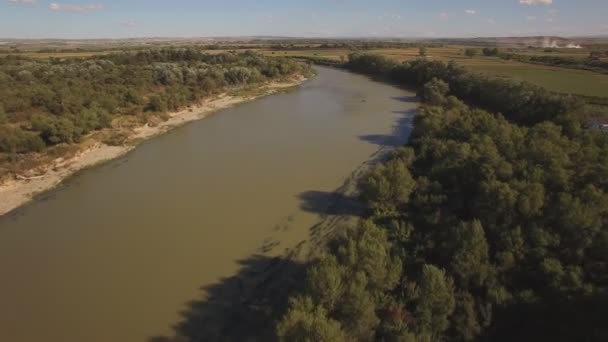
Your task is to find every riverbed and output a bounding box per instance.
[0,66,417,342]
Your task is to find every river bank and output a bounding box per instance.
[0,75,308,217]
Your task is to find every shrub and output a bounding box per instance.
[0,126,45,153]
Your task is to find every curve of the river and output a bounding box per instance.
[0,66,417,342]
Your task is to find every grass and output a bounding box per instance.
[464,60,608,98]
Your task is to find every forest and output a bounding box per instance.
[276,54,608,341]
[0,49,309,154]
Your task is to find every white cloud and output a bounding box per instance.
[526,16,537,21]
[7,0,37,5]
[519,0,553,5]
[439,12,448,19]
[49,3,103,12]
[465,9,477,15]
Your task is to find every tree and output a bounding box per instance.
[418,78,450,105]
[335,272,380,340]
[415,265,456,340]
[419,46,428,58]
[31,115,78,145]
[276,296,347,342]
[0,50,309,155]
[451,292,482,341]
[336,220,402,292]
[0,126,45,153]
[450,221,491,288]
[145,95,168,113]
[482,47,499,57]
[465,48,478,58]
[306,255,344,310]
[358,159,415,216]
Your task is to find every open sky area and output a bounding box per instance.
[1,0,607,39]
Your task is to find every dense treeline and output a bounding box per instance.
[0,49,309,154]
[277,55,608,341]
[345,52,594,131]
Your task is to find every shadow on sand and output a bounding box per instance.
[149,255,307,342]
[297,190,364,217]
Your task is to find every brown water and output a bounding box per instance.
[0,66,417,342]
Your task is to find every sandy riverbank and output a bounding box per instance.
[0,76,307,217]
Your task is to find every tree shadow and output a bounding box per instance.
[485,292,608,342]
[359,109,415,148]
[149,255,307,342]
[391,95,418,103]
[298,190,365,217]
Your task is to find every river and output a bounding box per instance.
[0,66,417,342]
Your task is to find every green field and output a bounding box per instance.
[464,60,608,98]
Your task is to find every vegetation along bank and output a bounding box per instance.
[0,49,312,215]
[275,54,608,342]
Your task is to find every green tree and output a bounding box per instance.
[31,115,78,144]
[359,159,415,216]
[415,265,456,340]
[418,78,450,105]
[335,272,380,340]
[464,48,478,58]
[482,48,499,56]
[336,220,402,292]
[419,46,427,57]
[450,221,491,288]
[451,292,482,341]
[277,296,347,342]
[306,255,344,310]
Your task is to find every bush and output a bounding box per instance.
[482,47,499,56]
[465,48,479,58]
[0,126,45,153]
[418,78,450,105]
[31,115,78,145]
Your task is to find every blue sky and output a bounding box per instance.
[1,0,607,39]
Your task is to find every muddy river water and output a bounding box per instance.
[0,66,417,342]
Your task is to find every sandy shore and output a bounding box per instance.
[0,76,307,217]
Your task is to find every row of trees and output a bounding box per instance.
[276,55,608,341]
[498,51,608,74]
[346,52,588,132]
[0,49,310,153]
